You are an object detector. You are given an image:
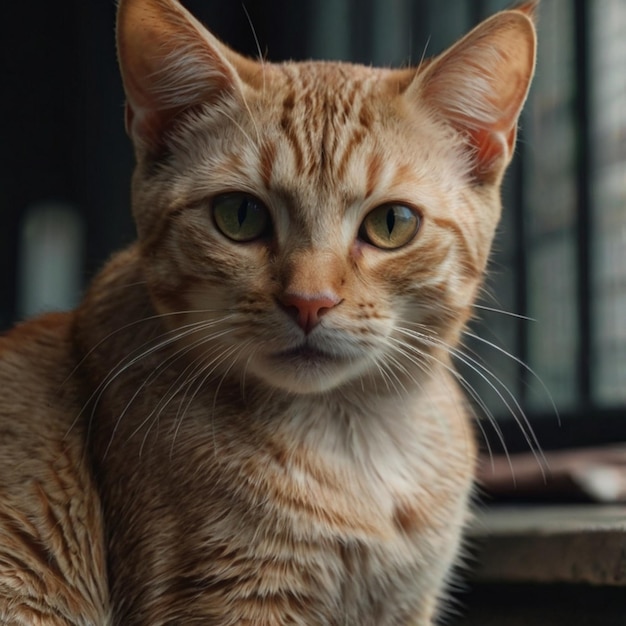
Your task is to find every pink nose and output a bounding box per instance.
[279,292,341,334]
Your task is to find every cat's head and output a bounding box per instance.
[116,0,536,395]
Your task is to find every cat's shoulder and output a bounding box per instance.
[0,310,83,478]
[0,311,75,406]
[0,314,112,623]
[0,310,72,357]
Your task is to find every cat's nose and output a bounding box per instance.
[278,292,341,335]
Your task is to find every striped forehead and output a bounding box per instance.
[252,63,387,239]
[271,64,380,186]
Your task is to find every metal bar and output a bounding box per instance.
[513,130,530,406]
[573,0,592,407]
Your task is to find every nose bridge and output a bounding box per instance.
[278,247,345,334]
[281,247,344,297]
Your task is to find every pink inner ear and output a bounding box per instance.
[124,100,168,154]
[125,100,190,154]
[468,128,508,173]
[472,129,501,170]
[124,103,137,138]
[468,126,516,178]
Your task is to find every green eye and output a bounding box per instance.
[212,192,270,242]
[360,203,421,250]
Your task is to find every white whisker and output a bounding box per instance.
[62,308,233,390]
[473,303,536,321]
[123,326,239,454]
[86,316,235,455]
[169,342,244,456]
[463,329,560,426]
[385,333,482,466]
[394,324,546,478]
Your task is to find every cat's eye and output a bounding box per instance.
[212,192,270,242]
[359,203,421,250]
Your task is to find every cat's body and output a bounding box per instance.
[0,1,537,624]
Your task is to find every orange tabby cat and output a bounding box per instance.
[0,1,537,623]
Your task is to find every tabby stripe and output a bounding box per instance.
[365,152,384,199]
[431,216,480,277]
[280,106,305,176]
[259,140,277,190]
[336,128,366,183]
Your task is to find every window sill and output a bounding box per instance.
[467,504,626,586]
[450,505,626,625]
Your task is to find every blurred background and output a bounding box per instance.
[1,0,625,450]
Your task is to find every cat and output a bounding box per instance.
[0,0,537,624]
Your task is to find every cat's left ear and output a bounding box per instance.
[116,0,258,152]
[409,5,537,183]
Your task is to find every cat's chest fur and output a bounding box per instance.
[99,402,471,625]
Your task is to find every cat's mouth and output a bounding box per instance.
[271,344,342,366]
[258,341,370,393]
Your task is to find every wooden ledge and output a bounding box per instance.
[467,505,626,586]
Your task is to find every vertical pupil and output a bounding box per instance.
[386,207,396,235]
[237,198,248,227]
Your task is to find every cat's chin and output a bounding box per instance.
[251,344,369,395]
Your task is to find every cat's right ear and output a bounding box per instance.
[116,0,254,152]
[408,7,537,184]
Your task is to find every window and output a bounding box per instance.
[590,0,626,406]
[476,0,626,451]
